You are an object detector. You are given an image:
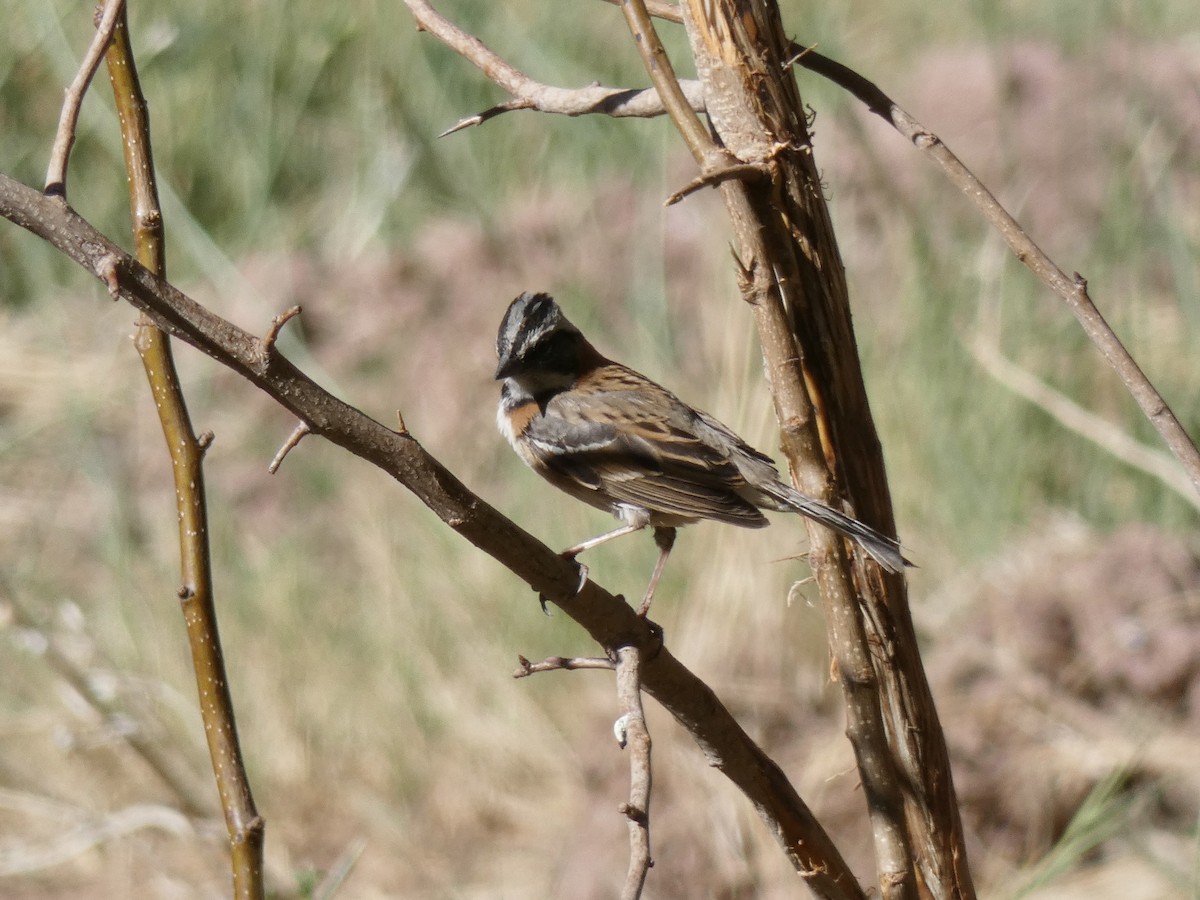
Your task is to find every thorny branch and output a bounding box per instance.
[0,174,865,900]
[101,7,264,897]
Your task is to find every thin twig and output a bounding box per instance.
[969,337,1200,511]
[269,421,312,474]
[261,305,302,356]
[615,645,652,900]
[404,0,705,131]
[44,0,126,196]
[616,0,724,169]
[513,654,615,678]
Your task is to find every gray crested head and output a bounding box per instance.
[494,292,581,380]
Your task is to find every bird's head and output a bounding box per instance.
[494,292,590,390]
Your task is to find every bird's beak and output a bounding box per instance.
[494,355,520,380]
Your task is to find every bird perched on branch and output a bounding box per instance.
[495,291,907,614]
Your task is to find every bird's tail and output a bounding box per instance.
[762,481,910,574]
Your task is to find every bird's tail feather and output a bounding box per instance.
[763,482,910,574]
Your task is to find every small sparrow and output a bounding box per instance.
[495,292,907,613]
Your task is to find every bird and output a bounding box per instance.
[494,291,908,614]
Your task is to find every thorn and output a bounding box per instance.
[97,254,121,299]
[269,421,312,473]
[262,305,302,355]
[664,161,768,206]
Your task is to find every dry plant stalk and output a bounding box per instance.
[666,2,970,896]
[99,5,265,897]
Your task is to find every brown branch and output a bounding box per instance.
[614,645,652,900]
[404,0,705,132]
[102,10,263,898]
[0,174,866,900]
[665,2,925,895]
[616,0,716,164]
[43,0,125,197]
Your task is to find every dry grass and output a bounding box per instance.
[2,17,1199,900]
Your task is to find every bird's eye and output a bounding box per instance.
[528,331,577,372]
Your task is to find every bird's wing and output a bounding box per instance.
[522,368,767,526]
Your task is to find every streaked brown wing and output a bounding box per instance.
[523,365,767,526]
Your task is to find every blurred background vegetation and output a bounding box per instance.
[1,0,1198,897]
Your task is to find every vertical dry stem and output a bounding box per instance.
[103,9,264,897]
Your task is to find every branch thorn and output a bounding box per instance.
[269,421,312,474]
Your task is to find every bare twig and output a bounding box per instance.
[102,10,264,898]
[269,421,313,474]
[969,337,1200,511]
[614,645,653,900]
[0,174,866,900]
[404,0,705,131]
[44,0,126,196]
[513,654,615,678]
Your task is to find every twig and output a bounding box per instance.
[44,0,126,197]
[102,10,264,898]
[269,421,313,474]
[404,0,705,131]
[614,645,653,900]
[969,337,1200,511]
[513,654,615,678]
[261,305,302,356]
[0,173,866,899]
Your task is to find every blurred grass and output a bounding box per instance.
[1,0,1199,897]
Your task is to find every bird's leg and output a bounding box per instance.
[561,522,645,558]
[637,527,677,617]
[560,522,647,595]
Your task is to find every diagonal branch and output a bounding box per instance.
[0,174,865,900]
[44,0,126,196]
[405,0,705,132]
[786,50,1200,499]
